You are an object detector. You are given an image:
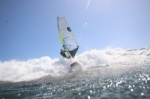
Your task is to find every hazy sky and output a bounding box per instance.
[0,0,150,61]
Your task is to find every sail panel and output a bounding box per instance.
[57,17,79,58]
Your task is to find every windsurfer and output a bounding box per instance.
[60,49,70,59]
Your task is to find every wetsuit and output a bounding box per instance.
[60,50,67,58]
[60,50,70,59]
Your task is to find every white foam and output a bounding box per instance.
[0,48,149,82]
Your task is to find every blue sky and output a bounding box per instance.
[0,0,150,61]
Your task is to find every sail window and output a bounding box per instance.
[67,27,71,32]
[64,38,77,51]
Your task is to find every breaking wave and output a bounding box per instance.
[0,48,150,82]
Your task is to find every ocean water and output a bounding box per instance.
[0,64,150,99]
[0,48,150,99]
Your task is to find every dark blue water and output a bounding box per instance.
[0,64,150,99]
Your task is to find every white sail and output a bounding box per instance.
[57,17,79,58]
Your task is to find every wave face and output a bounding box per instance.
[0,48,150,82]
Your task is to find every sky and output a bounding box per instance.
[0,0,150,61]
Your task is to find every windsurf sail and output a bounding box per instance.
[57,17,79,59]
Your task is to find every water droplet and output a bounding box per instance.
[88,96,90,99]
[141,93,144,96]
[133,85,135,87]
[147,87,149,89]
[128,85,131,89]
[17,93,21,96]
[90,90,92,93]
